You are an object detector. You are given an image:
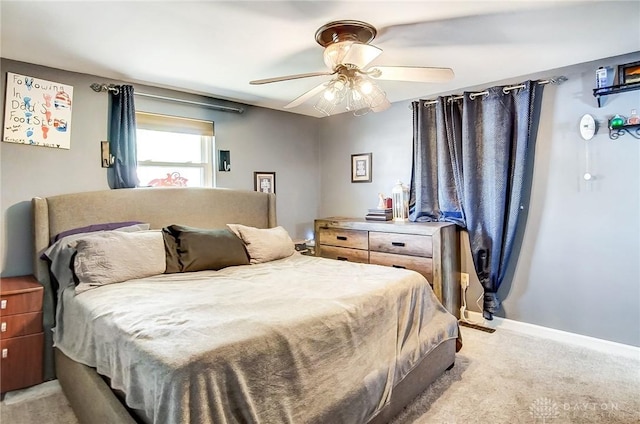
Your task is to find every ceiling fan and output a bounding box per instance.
[250,20,454,115]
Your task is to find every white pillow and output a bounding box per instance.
[226,224,294,264]
[74,231,166,293]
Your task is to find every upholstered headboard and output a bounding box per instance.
[32,187,276,380]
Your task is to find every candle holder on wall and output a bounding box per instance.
[218,150,231,172]
[101,141,114,168]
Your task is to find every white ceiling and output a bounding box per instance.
[2,1,639,118]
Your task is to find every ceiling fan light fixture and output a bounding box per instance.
[357,77,373,95]
[346,86,370,113]
[323,41,382,70]
[314,73,388,116]
[259,19,453,117]
[323,41,353,69]
[365,84,387,109]
[323,78,347,104]
[314,95,338,116]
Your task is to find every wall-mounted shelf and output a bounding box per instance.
[593,81,640,107]
[609,123,640,140]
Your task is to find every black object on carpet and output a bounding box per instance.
[459,321,496,333]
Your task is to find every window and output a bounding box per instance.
[135,112,214,187]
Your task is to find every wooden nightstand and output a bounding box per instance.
[0,275,44,394]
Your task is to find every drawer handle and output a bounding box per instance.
[1,348,7,359]
[0,299,6,309]
[392,265,406,269]
[1,322,5,332]
[336,236,348,241]
[391,242,405,247]
[337,256,349,261]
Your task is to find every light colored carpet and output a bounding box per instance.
[2,327,638,424]
[391,327,640,424]
[1,380,78,424]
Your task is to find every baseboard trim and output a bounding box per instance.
[465,311,640,360]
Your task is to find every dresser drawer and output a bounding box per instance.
[317,228,368,250]
[369,232,432,257]
[318,245,369,263]
[1,332,44,393]
[370,251,433,282]
[0,289,43,316]
[0,311,43,340]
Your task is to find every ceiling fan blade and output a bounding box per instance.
[341,43,382,68]
[250,71,333,85]
[368,66,454,83]
[284,82,330,109]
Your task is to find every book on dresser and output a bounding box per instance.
[366,208,392,221]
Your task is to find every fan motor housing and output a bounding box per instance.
[315,20,377,47]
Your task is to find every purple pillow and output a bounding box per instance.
[50,221,144,245]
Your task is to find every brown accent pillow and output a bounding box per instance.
[226,224,295,264]
[164,225,249,272]
[162,228,182,274]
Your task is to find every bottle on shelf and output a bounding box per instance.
[627,109,640,125]
[596,67,609,88]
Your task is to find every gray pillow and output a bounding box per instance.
[164,225,249,272]
[43,223,151,293]
[74,231,166,293]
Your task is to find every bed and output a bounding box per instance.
[32,187,459,424]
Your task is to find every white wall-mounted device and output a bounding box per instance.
[579,113,597,140]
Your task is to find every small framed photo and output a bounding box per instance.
[618,61,640,85]
[351,153,372,183]
[254,171,276,194]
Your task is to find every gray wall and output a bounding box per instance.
[318,52,640,347]
[1,59,320,277]
[2,53,639,347]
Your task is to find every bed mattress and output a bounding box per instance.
[53,254,458,424]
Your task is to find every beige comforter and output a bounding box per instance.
[54,254,458,424]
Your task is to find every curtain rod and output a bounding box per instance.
[89,83,244,114]
[415,76,568,106]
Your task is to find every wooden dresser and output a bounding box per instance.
[0,275,44,393]
[315,217,460,317]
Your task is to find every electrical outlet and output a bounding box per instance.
[461,272,470,289]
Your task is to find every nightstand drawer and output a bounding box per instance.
[370,251,433,282]
[0,332,44,393]
[0,289,43,316]
[318,245,369,263]
[0,311,43,339]
[369,232,432,257]
[317,228,368,250]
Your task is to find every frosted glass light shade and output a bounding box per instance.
[323,41,382,70]
[314,96,338,116]
[315,74,388,116]
[323,41,353,69]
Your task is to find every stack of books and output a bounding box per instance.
[365,208,392,221]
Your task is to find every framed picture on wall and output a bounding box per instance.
[351,153,372,183]
[618,61,640,85]
[254,171,276,194]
